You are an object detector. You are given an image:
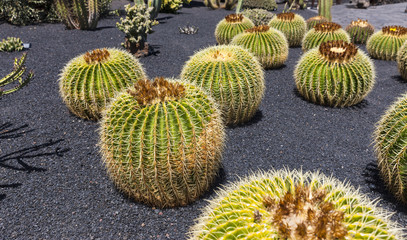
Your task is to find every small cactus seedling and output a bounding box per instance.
[241,8,274,26]
[0,37,23,52]
[0,53,33,96]
[367,25,407,61]
[294,40,375,107]
[100,77,225,208]
[302,22,351,52]
[181,45,264,125]
[59,48,146,120]
[268,12,306,47]
[345,19,374,44]
[306,15,328,30]
[397,41,407,81]
[215,13,254,45]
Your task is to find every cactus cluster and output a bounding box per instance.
[345,19,375,44]
[0,37,23,52]
[215,14,254,45]
[241,8,274,26]
[100,77,225,208]
[204,0,237,10]
[306,15,328,30]
[242,0,277,11]
[367,25,407,61]
[231,25,288,69]
[268,12,306,47]
[294,40,375,107]
[161,0,190,13]
[302,22,350,52]
[397,41,407,81]
[0,53,33,96]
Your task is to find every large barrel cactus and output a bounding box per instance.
[59,48,146,120]
[302,22,350,52]
[306,15,328,30]
[397,40,407,81]
[230,25,289,69]
[215,13,254,45]
[367,25,407,61]
[268,12,306,47]
[294,40,375,107]
[181,45,264,125]
[100,77,225,208]
[189,169,403,239]
[345,19,374,44]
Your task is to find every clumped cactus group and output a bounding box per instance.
[0,37,23,52]
[268,12,306,47]
[306,15,328,30]
[215,14,254,44]
[302,22,350,52]
[397,41,407,81]
[367,25,407,61]
[345,19,374,44]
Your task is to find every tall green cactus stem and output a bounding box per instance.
[0,37,23,52]
[345,19,374,44]
[59,48,146,120]
[0,53,33,96]
[181,45,264,125]
[148,0,162,20]
[189,169,403,239]
[318,0,332,21]
[306,15,328,30]
[55,0,99,30]
[100,77,225,208]
[397,41,407,81]
[268,12,306,47]
[367,26,407,61]
[231,25,289,69]
[294,40,375,107]
[215,14,254,45]
[241,8,274,26]
[302,22,350,52]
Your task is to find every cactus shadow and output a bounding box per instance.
[391,75,406,84]
[156,16,174,24]
[228,110,263,129]
[0,183,22,202]
[183,0,206,8]
[265,64,287,71]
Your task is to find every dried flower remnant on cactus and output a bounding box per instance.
[349,18,370,28]
[225,13,244,23]
[245,25,270,33]
[83,48,110,64]
[276,12,295,21]
[319,40,358,63]
[314,22,342,32]
[382,26,407,36]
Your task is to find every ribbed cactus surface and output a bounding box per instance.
[215,14,254,45]
[181,45,264,125]
[294,40,375,107]
[345,19,374,44]
[59,48,146,120]
[306,15,328,30]
[100,77,225,208]
[302,22,350,52]
[190,169,403,239]
[367,26,407,61]
[268,12,306,47]
[397,40,407,81]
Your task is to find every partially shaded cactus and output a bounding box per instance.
[231,25,288,69]
[306,15,328,30]
[100,77,225,208]
[0,53,33,96]
[59,48,146,120]
[397,41,407,81]
[242,0,277,11]
[346,19,374,44]
[268,12,306,47]
[189,169,403,239]
[302,22,350,52]
[181,45,264,125]
[367,25,407,61]
[55,0,99,30]
[294,40,375,107]
[215,13,254,45]
[241,8,274,26]
[0,37,23,52]
[204,0,238,10]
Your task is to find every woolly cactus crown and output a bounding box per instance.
[318,40,358,63]
[225,13,244,23]
[382,25,407,36]
[276,12,295,21]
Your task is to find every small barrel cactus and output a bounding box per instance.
[397,41,407,81]
[241,8,274,26]
[181,45,264,125]
[306,15,328,30]
[189,169,403,239]
[231,25,288,69]
[302,22,351,52]
[268,12,306,47]
[59,48,146,120]
[215,14,254,45]
[0,37,23,52]
[345,19,375,44]
[294,40,375,107]
[367,25,407,61]
[100,77,225,208]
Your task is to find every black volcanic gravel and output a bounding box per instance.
[1,1,406,239]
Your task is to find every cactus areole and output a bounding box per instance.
[314,22,341,32]
[319,40,358,63]
[382,25,407,36]
[225,13,244,23]
[245,25,270,33]
[276,12,295,21]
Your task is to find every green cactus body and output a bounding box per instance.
[100,77,225,208]
[306,15,328,30]
[294,40,375,107]
[302,22,350,52]
[215,14,254,45]
[345,19,375,44]
[242,0,277,11]
[181,45,264,125]
[231,25,288,69]
[59,48,146,120]
[189,169,403,239]
[241,8,274,26]
[397,41,407,81]
[367,26,407,61]
[268,12,306,47]
[0,37,23,52]
[318,0,332,21]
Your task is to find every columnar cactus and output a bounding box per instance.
[294,40,375,107]
[181,45,264,125]
[215,14,254,45]
[0,37,23,52]
[397,41,407,81]
[306,15,328,30]
[189,169,403,239]
[59,48,146,120]
[268,12,306,47]
[55,0,99,30]
[302,22,350,52]
[367,25,407,61]
[345,19,374,44]
[231,25,289,69]
[318,0,332,21]
[241,8,274,26]
[100,77,225,208]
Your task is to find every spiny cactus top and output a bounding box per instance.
[294,40,375,107]
[397,41,407,81]
[306,15,328,30]
[302,22,351,52]
[345,19,374,44]
[100,77,225,208]
[268,12,306,47]
[367,25,407,61]
[215,14,254,45]
[59,48,146,120]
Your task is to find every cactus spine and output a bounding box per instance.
[268,12,306,47]
[367,26,407,61]
[215,14,254,45]
[302,22,350,52]
[55,0,99,30]
[306,15,328,30]
[345,19,374,44]
[100,77,225,208]
[318,0,332,21]
[0,53,33,96]
[397,41,407,81]
[0,37,23,52]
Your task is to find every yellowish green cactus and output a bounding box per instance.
[397,40,407,81]
[0,37,23,52]
[215,14,254,45]
[367,25,407,61]
[302,22,350,52]
[345,19,375,44]
[306,15,328,30]
[268,12,306,47]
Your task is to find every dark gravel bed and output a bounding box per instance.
[1,1,406,239]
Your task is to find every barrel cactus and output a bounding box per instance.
[306,15,328,30]
[0,37,23,52]
[345,19,374,44]
[302,22,350,52]
[59,48,146,120]
[100,77,225,208]
[241,8,274,26]
[189,169,403,239]
[215,13,254,45]
[230,25,288,69]
[398,41,407,81]
[294,40,375,107]
[268,12,306,47]
[181,45,264,125]
[367,25,407,61]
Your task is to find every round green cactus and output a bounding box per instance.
[190,169,403,239]
[294,40,375,107]
[181,45,265,125]
[397,40,407,81]
[0,37,23,52]
[302,22,350,52]
[215,14,254,45]
[367,25,407,61]
[345,19,375,44]
[100,77,225,208]
[59,48,146,120]
[268,12,306,47]
[230,25,288,69]
[241,8,274,26]
[306,15,328,30]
